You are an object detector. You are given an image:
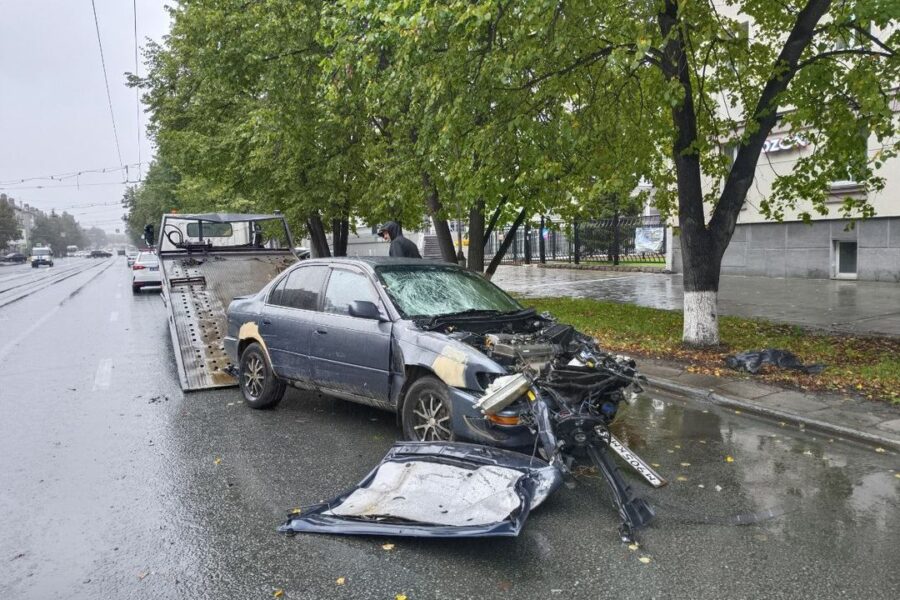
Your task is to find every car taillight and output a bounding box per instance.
[133,264,145,270]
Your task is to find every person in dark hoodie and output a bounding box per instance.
[378,221,422,258]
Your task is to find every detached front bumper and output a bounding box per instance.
[447,387,536,449]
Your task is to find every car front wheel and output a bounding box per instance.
[239,342,285,409]
[401,375,455,442]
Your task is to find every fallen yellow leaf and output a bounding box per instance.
[674,445,681,449]
[874,447,886,453]
[734,410,742,415]
[273,589,284,598]
[628,543,639,551]
[676,475,688,482]
[651,463,661,468]
[289,508,303,515]
[639,556,652,564]
[680,462,691,467]
[336,577,346,585]
[725,456,735,463]
[213,457,222,465]
[396,595,408,600]
[382,543,395,551]
[894,473,900,479]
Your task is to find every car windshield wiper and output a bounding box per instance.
[421,307,534,329]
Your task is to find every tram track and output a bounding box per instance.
[0,259,113,308]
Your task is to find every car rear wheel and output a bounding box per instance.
[239,342,285,409]
[401,376,455,442]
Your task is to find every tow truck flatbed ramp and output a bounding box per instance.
[157,213,297,391]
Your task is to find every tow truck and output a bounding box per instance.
[155,212,298,391]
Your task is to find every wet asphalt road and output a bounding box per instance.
[1,258,898,599]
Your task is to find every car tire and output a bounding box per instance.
[401,375,455,442]
[132,284,141,294]
[239,342,285,409]
[31,263,37,268]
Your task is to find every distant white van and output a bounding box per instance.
[31,247,54,268]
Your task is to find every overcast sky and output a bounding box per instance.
[0,1,172,233]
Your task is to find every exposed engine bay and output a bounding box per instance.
[433,314,662,541]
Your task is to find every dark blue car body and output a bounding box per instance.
[224,257,537,448]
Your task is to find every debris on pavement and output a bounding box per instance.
[278,442,562,538]
[724,349,825,375]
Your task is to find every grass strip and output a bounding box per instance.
[523,296,900,404]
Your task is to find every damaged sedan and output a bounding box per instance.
[225,258,663,540]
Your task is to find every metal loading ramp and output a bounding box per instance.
[163,254,295,391]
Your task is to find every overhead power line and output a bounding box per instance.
[91,0,125,169]
[133,0,142,182]
[0,162,143,186]
[0,180,142,191]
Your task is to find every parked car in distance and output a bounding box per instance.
[2,252,27,264]
[126,249,139,267]
[131,252,161,293]
[90,249,112,258]
[31,247,54,268]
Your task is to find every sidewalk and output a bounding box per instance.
[492,264,900,336]
[641,358,900,450]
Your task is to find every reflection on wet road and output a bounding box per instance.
[1,259,898,599]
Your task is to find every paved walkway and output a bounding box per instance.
[492,265,900,336]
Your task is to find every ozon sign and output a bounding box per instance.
[763,135,808,154]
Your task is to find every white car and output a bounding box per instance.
[131,252,161,293]
[126,250,139,267]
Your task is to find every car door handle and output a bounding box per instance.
[262,319,272,325]
[314,329,327,335]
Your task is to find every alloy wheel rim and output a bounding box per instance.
[244,355,264,399]
[412,393,452,441]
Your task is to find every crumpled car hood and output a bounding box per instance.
[278,441,562,538]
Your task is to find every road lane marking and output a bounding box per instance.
[110,311,119,322]
[524,275,637,289]
[92,359,113,391]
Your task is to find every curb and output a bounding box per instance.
[536,263,671,274]
[646,376,900,451]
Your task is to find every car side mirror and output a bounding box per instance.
[349,300,385,321]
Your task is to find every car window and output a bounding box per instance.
[323,269,379,316]
[271,265,328,311]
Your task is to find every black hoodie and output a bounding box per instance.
[381,221,422,258]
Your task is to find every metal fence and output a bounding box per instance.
[484,215,666,265]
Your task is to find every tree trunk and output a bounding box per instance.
[538,215,546,263]
[657,0,830,345]
[484,208,527,281]
[422,171,457,263]
[331,218,349,256]
[467,197,485,273]
[483,195,507,244]
[307,213,331,258]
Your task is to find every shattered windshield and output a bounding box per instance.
[376,265,522,319]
